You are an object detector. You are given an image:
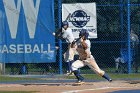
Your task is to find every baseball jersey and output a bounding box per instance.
[62,28,74,43]
[76,39,91,60]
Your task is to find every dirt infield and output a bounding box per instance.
[0,80,140,93]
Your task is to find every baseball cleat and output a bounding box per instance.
[109,79,112,82]
[75,80,85,84]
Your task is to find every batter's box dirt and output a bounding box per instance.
[21,83,62,86]
[126,80,140,84]
[21,82,94,86]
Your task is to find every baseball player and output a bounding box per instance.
[54,21,76,74]
[130,30,139,73]
[71,29,112,83]
[61,21,76,74]
[114,56,125,73]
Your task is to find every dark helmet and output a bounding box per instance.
[79,29,89,39]
[62,21,69,27]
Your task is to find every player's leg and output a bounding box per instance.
[71,60,85,82]
[115,61,119,73]
[64,46,76,74]
[68,47,76,74]
[63,46,70,74]
[85,57,112,82]
[67,60,75,75]
[66,62,71,74]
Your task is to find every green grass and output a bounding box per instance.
[1,73,140,82]
[67,73,140,80]
[0,76,38,82]
[0,91,36,93]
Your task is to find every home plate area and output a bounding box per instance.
[0,80,140,93]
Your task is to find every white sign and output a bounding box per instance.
[62,3,97,38]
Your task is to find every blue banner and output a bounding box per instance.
[0,0,56,63]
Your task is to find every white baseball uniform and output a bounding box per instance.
[62,28,75,62]
[71,39,105,76]
[62,28,74,43]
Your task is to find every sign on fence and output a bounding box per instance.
[62,3,97,38]
[0,0,56,63]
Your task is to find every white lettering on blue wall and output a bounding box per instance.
[3,0,40,39]
[0,44,53,54]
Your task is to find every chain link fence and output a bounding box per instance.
[60,0,140,74]
[1,0,140,75]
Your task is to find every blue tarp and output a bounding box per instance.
[0,0,56,63]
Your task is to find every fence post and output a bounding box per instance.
[58,40,62,74]
[0,62,3,74]
[58,0,63,74]
[0,62,5,75]
[127,0,131,73]
[120,0,124,48]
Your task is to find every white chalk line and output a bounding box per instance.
[62,87,132,93]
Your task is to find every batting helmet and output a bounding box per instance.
[62,21,69,27]
[79,29,89,39]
